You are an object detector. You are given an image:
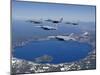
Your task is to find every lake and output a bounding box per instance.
[13,40,92,64]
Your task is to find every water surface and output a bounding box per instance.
[14,40,92,64]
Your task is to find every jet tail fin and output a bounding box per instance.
[60,17,63,22]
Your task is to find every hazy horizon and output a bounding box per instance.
[12,1,96,22]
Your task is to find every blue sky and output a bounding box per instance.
[12,1,96,22]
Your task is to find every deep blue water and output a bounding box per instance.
[12,20,94,64]
[13,40,92,64]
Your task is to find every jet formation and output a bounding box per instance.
[27,18,79,30]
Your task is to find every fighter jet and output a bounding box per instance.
[55,33,76,41]
[72,22,78,25]
[27,19,42,24]
[45,18,63,23]
[35,25,57,30]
